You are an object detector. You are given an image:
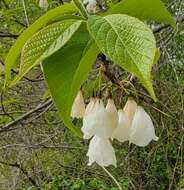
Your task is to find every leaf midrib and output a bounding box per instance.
[103,16,146,82]
[11,20,83,86]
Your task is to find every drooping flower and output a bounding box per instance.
[82,99,116,139]
[39,0,49,9]
[86,2,98,13]
[123,98,138,123]
[106,99,118,131]
[82,98,97,139]
[112,98,158,146]
[87,135,117,167]
[71,91,85,119]
[112,98,137,142]
[83,0,98,13]
[82,98,100,139]
[85,97,96,116]
[129,106,159,147]
[112,109,131,142]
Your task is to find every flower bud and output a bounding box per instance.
[71,91,85,118]
[87,135,117,167]
[129,106,159,147]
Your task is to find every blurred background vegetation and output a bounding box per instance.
[0,0,184,189]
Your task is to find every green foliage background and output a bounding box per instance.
[0,0,184,189]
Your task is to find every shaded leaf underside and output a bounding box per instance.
[42,24,99,137]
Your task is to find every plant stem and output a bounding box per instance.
[101,166,122,190]
[21,0,29,26]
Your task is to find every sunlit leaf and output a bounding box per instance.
[87,15,157,101]
[11,19,83,85]
[106,0,176,29]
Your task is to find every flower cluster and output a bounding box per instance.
[71,91,158,167]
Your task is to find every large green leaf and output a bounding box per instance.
[11,19,83,86]
[4,3,78,83]
[106,0,176,29]
[42,24,99,137]
[87,15,157,101]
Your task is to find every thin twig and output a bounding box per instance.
[0,90,15,121]
[21,0,29,26]
[0,160,37,186]
[0,60,43,83]
[0,98,52,133]
[101,166,122,190]
[0,32,19,38]
[152,14,184,33]
[168,135,184,190]
[0,143,83,150]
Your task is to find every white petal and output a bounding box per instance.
[129,106,159,147]
[123,98,137,123]
[82,99,100,139]
[83,0,89,4]
[106,99,118,131]
[87,136,117,167]
[90,100,116,138]
[83,0,96,4]
[86,1,98,13]
[89,0,97,3]
[71,91,85,118]
[82,99,115,139]
[85,98,96,116]
[39,0,48,9]
[82,98,97,139]
[112,110,131,142]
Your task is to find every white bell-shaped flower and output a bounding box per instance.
[71,91,85,119]
[39,0,48,9]
[85,0,98,13]
[123,98,137,123]
[82,98,100,139]
[82,98,97,139]
[82,99,115,139]
[112,109,131,142]
[106,99,118,131]
[129,106,159,147]
[87,135,117,167]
